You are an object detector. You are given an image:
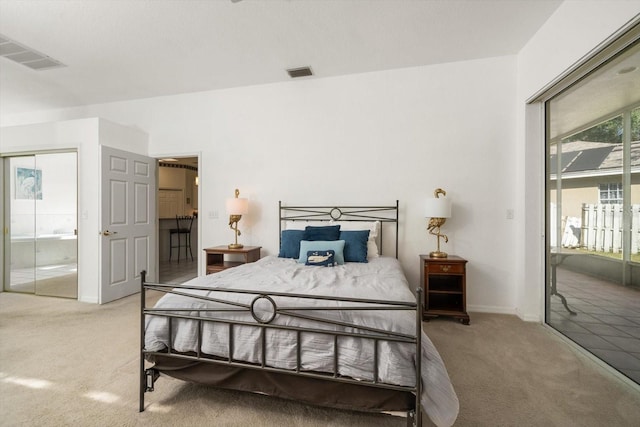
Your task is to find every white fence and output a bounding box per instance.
[576,204,640,254]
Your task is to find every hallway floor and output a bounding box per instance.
[159,258,198,285]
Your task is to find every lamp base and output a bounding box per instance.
[228,243,244,249]
[429,250,448,258]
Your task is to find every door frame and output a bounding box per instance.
[1,158,4,294]
[153,151,201,277]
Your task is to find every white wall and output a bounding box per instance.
[1,118,100,302]
[2,55,520,313]
[0,118,148,303]
[515,2,640,321]
[173,56,519,315]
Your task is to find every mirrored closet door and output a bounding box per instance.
[3,152,78,298]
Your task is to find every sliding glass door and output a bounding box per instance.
[3,152,78,298]
[546,36,640,384]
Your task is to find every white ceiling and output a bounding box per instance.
[0,0,563,117]
[549,39,640,140]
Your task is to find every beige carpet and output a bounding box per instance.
[1,291,639,426]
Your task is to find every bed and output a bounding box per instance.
[140,202,459,427]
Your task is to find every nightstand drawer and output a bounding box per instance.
[426,263,465,274]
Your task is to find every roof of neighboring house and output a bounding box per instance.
[549,140,640,178]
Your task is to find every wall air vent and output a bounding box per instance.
[287,66,313,78]
[0,33,65,71]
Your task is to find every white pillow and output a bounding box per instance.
[330,220,380,258]
[283,220,329,230]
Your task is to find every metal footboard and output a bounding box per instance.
[140,271,423,426]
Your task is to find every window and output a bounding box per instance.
[598,183,623,204]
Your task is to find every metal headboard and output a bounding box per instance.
[279,201,400,258]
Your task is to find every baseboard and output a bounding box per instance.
[466,305,541,323]
[515,307,542,323]
[79,295,98,304]
[467,304,516,315]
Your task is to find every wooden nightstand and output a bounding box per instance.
[204,246,261,274]
[420,255,469,325]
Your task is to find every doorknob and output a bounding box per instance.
[101,230,118,236]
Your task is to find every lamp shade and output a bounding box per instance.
[226,196,249,215]
[425,197,451,218]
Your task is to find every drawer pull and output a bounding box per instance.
[441,265,451,272]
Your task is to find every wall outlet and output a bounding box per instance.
[506,209,514,220]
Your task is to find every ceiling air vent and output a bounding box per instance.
[0,33,65,71]
[287,66,313,78]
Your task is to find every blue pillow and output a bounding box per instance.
[340,230,370,263]
[279,230,305,258]
[303,225,341,241]
[298,240,345,265]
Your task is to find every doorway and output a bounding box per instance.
[3,152,78,298]
[157,156,198,284]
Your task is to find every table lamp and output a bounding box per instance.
[425,188,452,258]
[226,188,249,249]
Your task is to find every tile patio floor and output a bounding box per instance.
[549,266,640,384]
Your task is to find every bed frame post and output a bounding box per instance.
[412,286,423,427]
[278,200,282,250]
[395,200,399,259]
[139,270,146,412]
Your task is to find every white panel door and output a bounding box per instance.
[100,146,156,303]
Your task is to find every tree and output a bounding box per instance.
[564,109,640,144]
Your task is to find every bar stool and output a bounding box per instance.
[169,215,194,262]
